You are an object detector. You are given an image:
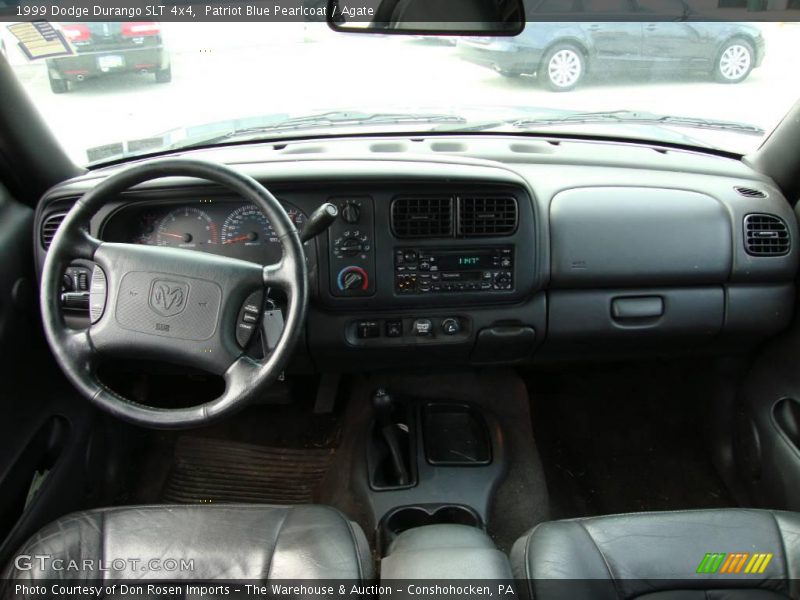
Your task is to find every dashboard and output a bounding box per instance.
[34,134,800,371]
[100,200,308,264]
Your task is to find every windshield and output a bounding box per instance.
[3,19,799,163]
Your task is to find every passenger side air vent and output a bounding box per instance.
[41,213,67,249]
[744,214,790,256]
[735,186,768,199]
[391,196,453,238]
[457,196,518,237]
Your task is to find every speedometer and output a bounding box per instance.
[221,205,277,247]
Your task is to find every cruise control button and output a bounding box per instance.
[89,265,107,324]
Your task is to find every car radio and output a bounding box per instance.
[394,247,513,294]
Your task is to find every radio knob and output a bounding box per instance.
[338,266,369,291]
[341,201,361,224]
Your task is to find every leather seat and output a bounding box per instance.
[4,504,373,581]
[512,509,800,600]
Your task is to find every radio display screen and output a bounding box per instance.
[433,250,493,271]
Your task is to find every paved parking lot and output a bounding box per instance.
[3,22,799,163]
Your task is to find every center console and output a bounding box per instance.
[366,389,513,580]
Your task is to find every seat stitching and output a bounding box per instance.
[770,512,790,590]
[328,506,365,582]
[99,511,106,588]
[265,508,289,580]
[567,507,771,523]
[577,521,622,600]
[524,522,545,599]
[345,518,365,582]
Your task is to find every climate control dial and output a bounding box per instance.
[333,229,371,260]
[337,266,369,291]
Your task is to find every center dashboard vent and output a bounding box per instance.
[391,194,518,238]
[458,195,518,236]
[391,196,454,238]
[41,212,67,249]
[744,213,790,256]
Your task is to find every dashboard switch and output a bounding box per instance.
[357,320,380,339]
[413,318,433,337]
[441,318,461,335]
[341,201,361,224]
[385,319,403,338]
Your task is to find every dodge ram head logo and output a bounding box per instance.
[149,280,189,317]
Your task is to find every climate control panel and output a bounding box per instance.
[328,197,375,297]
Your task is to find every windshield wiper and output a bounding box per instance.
[507,110,765,136]
[170,111,468,149]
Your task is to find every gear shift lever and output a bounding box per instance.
[372,388,409,486]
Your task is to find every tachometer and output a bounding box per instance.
[221,205,277,246]
[156,207,219,248]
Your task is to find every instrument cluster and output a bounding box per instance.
[101,199,307,264]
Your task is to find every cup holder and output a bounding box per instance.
[377,503,482,554]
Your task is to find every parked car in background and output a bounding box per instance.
[46,22,170,93]
[458,0,765,91]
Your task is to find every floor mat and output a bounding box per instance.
[162,436,336,504]
[527,361,736,519]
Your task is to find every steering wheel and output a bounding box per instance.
[40,158,308,429]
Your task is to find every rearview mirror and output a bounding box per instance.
[326,0,525,35]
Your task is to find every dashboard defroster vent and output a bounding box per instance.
[41,213,67,249]
[457,196,518,236]
[391,196,453,238]
[735,186,768,199]
[744,214,790,256]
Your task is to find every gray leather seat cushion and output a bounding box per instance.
[4,504,373,581]
[512,509,800,600]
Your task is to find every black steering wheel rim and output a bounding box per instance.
[41,158,308,429]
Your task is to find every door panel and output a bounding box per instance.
[0,186,103,567]
[0,186,34,384]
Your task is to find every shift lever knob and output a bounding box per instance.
[372,388,394,425]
